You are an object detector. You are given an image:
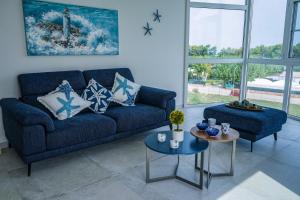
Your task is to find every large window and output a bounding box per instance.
[291,1,300,57]
[189,8,245,58]
[186,0,300,120]
[289,66,300,117]
[246,64,286,109]
[187,0,246,105]
[249,0,287,59]
[188,64,241,105]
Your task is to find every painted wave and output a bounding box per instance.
[25,11,118,55]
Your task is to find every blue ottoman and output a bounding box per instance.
[203,104,287,152]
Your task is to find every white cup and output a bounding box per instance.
[208,118,217,127]
[221,123,230,134]
[170,140,179,149]
[157,133,166,143]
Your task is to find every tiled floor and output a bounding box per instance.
[0,107,300,200]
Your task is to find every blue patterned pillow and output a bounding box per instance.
[82,79,113,113]
[111,73,141,106]
[37,80,91,120]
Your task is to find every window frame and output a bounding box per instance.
[184,0,249,106]
[184,0,300,120]
[290,0,300,58]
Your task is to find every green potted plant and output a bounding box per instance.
[169,110,185,142]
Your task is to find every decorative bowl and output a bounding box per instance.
[196,123,209,130]
[205,127,219,137]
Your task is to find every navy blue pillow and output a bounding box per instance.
[82,79,113,113]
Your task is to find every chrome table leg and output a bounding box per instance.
[146,147,204,189]
[230,140,236,176]
[207,142,212,187]
[194,140,237,188]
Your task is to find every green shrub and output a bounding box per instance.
[169,110,184,131]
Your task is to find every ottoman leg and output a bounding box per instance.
[28,163,32,177]
[273,133,277,141]
[169,124,173,131]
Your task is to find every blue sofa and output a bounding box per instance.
[0,68,176,176]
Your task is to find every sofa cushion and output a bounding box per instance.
[38,80,91,120]
[111,73,141,106]
[18,70,86,96]
[83,68,134,90]
[82,79,113,113]
[104,103,166,132]
[47,113,117,150]
[19,70,87,113]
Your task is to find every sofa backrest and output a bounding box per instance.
[18,70,86,112]
[17,68,134,112]
[83,68,134,90]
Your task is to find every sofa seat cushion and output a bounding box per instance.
[47,113,117,150]
[104,103,166,132]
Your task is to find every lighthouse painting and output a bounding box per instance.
[22,0,119,56]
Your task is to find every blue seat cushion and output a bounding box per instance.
[204,104,287,135]
[47,113,117,150]
[104,103,167,132]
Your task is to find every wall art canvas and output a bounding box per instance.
[23,0,119,56]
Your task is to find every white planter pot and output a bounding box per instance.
[172,130,184,142]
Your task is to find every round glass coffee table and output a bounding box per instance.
[190,125,239,188]
[144,131,208,189]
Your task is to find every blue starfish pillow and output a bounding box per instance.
[82,79,113,113]
[37,80,91,120]
[111,73,141,106]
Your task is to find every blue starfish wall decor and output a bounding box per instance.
[114,77,134,95]
[143,22,153,36]
[153,9,162,23]
[56,97,80,118]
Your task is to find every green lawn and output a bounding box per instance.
[188,92,237,104]
[187,92,300,117]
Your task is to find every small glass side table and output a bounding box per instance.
[190,126,240,188]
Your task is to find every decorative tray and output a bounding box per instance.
[226,100,263,112]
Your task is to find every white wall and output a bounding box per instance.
[0,0,186,144]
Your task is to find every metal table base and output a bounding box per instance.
[195,140,236,188]
[146,148,205,189]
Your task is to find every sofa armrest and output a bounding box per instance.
[138,86,176,109]
[0,98,55,132]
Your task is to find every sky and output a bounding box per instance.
[189,0,288,49]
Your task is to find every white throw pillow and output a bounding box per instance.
[111,73,141,106]
[37,80,91,120]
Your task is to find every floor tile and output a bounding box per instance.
[0,107,299,200]
[8,152,113,200]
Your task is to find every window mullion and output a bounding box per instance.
[240,0,252,100]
